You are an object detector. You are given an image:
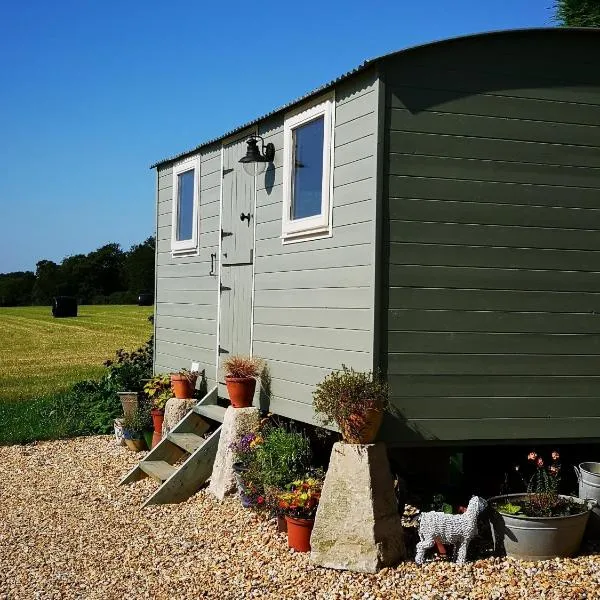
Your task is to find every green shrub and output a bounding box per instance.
[0,375,123,445]
[104,337,153,392]
[254,426,312,489]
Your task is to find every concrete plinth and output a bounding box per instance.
[208,406,260,500]
[310,442,406,573]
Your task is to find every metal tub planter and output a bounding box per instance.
[489,494,594,561]
[575,462,600,538]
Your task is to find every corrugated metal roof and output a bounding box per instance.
[150,59,374,169]
[150,27,598,169]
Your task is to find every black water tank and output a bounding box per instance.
[137,292,154,306]
[52,296,78,318]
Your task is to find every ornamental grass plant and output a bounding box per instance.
[223,355,264,379]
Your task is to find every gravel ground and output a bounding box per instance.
[1,436,599,600]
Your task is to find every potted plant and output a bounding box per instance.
[489,450,595,560]
[223,355,263,408]
[170,369,198,399]
[276,475,323,552]
[144,374,172,447]
[230,431,266,508]
[104,341,153,416]
[313,365,390,444]
[121,410,147,452]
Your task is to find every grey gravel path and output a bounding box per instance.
[1,436,599,599]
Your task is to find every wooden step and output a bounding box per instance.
[139,460,177,482]
[144,426,221,507]
[194,403,227,423]
[168,432,204,454]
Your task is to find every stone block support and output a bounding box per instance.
[310,442,406,573]
[208,406,260,500]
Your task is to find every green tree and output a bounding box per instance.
[32,260,60,304]
[0,272,35,306]
[124,236,155,295]
[555,0,600,26]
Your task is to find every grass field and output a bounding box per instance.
[0,305,153,403]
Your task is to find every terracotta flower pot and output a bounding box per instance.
[276,515,288,533]
[150,409,164,449]
[285,516,314,552]
[151,408,165,432]
[340,400,384,444]
[171,374,197,399]
[225,376,256,408]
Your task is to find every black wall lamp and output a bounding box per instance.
[239,135,275,175]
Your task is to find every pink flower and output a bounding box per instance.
[528,452,537,462]
[537,457,544,467]
[552,451,560,461]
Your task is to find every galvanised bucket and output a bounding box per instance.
[489,494,593,561]
[575,462,600,538]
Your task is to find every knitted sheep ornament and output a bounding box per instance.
[415,495,488,565]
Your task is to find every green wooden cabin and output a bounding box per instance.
[152,28,600,445]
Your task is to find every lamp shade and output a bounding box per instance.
[239,138,263,164]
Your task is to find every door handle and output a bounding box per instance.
[240,212,251,225]
[210,253,216,276]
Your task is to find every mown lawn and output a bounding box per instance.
[0,305,153,403]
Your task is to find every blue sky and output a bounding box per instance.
[0,0,553,272]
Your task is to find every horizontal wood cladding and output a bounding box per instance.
[388,354,600,376]
[388,287,600,314]
[389,131,600,169]
[154,147,219,379]
[392,393,600,418]
[389,243,600,272]
[380,417,600,442]
[388,176,600,209]
[389,375,600,397]
[251,72,378,413]
[381,30,600,442]
[388,309,600,334]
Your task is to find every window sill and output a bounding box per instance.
[281,227,332,245]
[171,245,199,257]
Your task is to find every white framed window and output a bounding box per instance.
[171,155,200,254]
[282,95,334,241]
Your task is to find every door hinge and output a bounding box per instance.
[221,229,232,239]
[220,282,231,293]
[218,345,229,355]
[222,168,234,177]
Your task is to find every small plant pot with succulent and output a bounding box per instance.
[120,410,147,452]
[313,365,390,444]
[276,476,323,552]
[490,451,595,561]
[223,355,263,408]
[170,369,198,399]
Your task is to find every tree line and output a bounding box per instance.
[0,237,155,306]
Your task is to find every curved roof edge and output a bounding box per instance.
[150,27,598,169]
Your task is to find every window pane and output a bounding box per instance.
[177,169,194,241]
[292,117,324,220]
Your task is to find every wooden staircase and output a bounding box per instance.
[120,386,226,507]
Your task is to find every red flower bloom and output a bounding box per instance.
[537,457,544,467]
[551,450,560,461]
